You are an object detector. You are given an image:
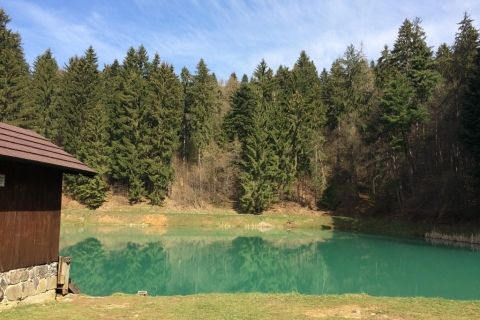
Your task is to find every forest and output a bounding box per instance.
[1,7,480,222]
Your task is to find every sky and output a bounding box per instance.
[1,0,480,80]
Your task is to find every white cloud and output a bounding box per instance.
[5,0,127,67]
[3,0,480,78]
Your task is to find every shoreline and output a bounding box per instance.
[61,197,480,243]
[425,231,480,250]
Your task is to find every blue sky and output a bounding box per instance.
[1,0,480,80]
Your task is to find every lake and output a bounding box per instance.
[60,225,480,300]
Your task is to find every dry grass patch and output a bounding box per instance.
[96,215,124,225]
[141,214,168,226]
[305,304,373,319]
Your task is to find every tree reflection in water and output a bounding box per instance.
[61,233,480,299]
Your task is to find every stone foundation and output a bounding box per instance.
[0,262,57,308]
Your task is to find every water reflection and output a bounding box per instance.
[60,231,480,299]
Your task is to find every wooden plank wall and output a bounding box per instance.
[0,159,62,272]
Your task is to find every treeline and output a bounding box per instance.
[1,8,480,220]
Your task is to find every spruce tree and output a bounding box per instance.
[377,18,439,179]
[452,13,479,88]
[380,73,425,165]
[144,55,183,204]
[223,81,257,144]
[289,51,324,175]
[218,73,239,144]
[375,45,393,89]
[251,59,274,105]
[324,46,374,131]
[322,45,375,203]
[110,46,150,203]
[461,47,480,182]
[237,60,281,213]
[273,65,298,190]
[323,59,348,130]
[185,59,218,165]
[223,73,239,102]
[61,47,109,209]
[180,67,193,162]
[60,57,84,154]
[435,43,453,82]
[103,59,123,131]
[390,18,439,104]
[238,116,279,214]
[0,9,31,127]
[30,49,60,140]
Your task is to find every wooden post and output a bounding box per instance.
[57,256,72,296]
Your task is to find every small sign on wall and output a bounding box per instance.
[0,174,5,187]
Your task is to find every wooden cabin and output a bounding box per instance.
[0,122,94,306]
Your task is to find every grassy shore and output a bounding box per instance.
[3,293,480,320]
[61,201,335,232]
[41,199,480,320]
[61,202,480,241]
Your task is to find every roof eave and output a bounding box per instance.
[0,155,97,177]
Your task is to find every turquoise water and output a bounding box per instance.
[60,228,480,300]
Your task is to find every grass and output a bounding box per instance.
[61,206,334,231]
[62,204,480,241]
[2,293,480,320]
[329,215,480,240]
[330,215,430,238]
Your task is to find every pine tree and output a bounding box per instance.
[30,49,60,140]
[144,55,183,204]
[0,9,31,127]
[61,47,109,209]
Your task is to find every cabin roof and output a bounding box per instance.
[0,122,96,176]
